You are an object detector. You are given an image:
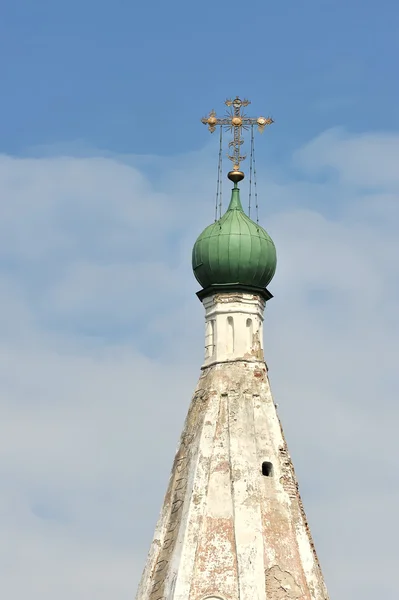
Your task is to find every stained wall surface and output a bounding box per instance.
[136,357,329,600]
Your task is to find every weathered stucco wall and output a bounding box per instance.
[202,293,266,367]
[136,293,329,600]
[136,361,329,600]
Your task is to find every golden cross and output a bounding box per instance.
[201,96,273,178]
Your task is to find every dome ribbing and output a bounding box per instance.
[192,186,277,293]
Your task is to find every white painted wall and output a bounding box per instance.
[201,292,266,367]
[136,361,329,600]
[136,290,329,600]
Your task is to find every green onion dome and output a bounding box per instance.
[192,185,277,293]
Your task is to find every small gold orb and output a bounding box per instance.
[257,116,267,126]
[207,116,217,126]
[227,170,245,183]
[231,116,242,127]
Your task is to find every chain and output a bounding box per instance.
[249,125,254,217]
[252,130,259,224]
[215,126,223,221]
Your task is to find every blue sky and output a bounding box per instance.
[1,2,399,599]
[2,0,398,157]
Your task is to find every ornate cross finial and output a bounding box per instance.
[201,96,273,182]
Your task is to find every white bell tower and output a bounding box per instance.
[135,96,329,600]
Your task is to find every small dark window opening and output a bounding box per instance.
[262,461,273,477]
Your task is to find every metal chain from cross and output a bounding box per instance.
[201,96,273,182]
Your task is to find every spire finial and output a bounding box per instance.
[201,96,274,182]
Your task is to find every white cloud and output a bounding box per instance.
[0,131,398,599]
[294,127,399,188]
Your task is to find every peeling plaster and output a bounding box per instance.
[136,293,329,600]
[266,565,303,599]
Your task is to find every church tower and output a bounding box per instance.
[136,97,329,600]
